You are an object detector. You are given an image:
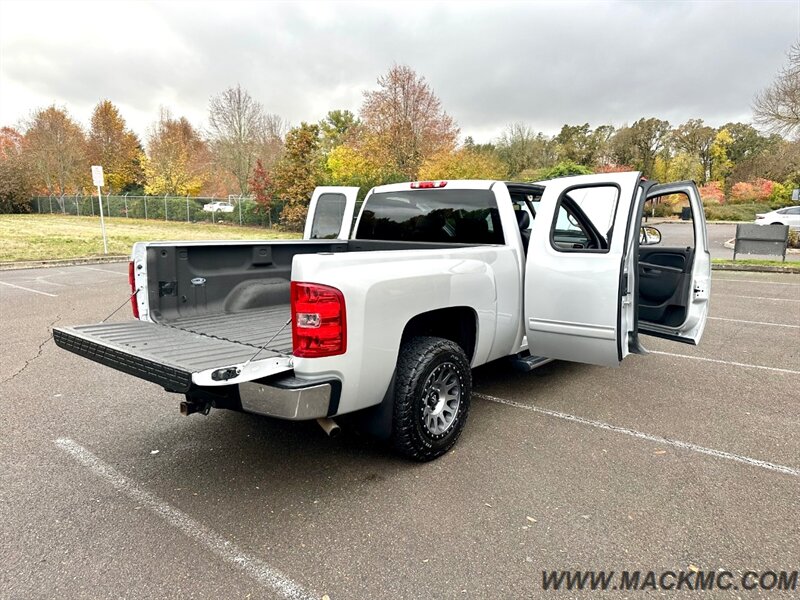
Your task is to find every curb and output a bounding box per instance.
[0,256,129,271]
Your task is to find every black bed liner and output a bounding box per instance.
[53,305,291,392]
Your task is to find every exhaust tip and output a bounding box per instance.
[316,417,341,438]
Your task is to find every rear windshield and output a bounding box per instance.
[354,189,504,244]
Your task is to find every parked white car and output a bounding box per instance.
[754,206,800,229]
[203,201,235,213]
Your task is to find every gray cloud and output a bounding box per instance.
[1,0,798,142]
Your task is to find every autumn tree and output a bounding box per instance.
[248,158,276,226]
[143,109,208,196]
[86,100,142,193]
[0,127,34,212]
[207,84,285,195]
[753,42,800,138]
[273,123,323,229]
[360,65,459,179]
[710,128,734,184]
[628,118,670,177]
[24,105,88,195]
[418,147,507,180]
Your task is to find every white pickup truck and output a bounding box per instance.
[55,173,711,460]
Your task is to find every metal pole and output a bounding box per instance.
[239,197,243,226]
[61,195,66,214]
[49,196,52,214]
[186,196,190,223]
[37,197,41,213]
[106,193,111,218]
[75,192,80,216]
[164,194,168,221]
[97,184,108,254]
[124,193,129,218]
[144,196,148,220]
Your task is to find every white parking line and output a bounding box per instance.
[80,266,127,276]
[474,393,800,478]
[0,280,58,297]
[650,350,800,375]
[55,438,314,600]
[726,294,800,303]
[708,316,800,329]
[713,278,800,286]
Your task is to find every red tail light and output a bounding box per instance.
[128,261,140,319]
[411,181,447,189]
[291,282,346,358]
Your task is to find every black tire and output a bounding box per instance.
[391,336,472,461]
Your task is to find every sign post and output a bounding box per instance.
[91,165,108,254]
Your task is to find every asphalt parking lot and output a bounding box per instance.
[1,264,798,599]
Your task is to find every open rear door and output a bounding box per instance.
[636,181,710,344]
[303,186,359,240]
[524,172,641,367]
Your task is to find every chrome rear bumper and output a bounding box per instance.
[238,376,339,420]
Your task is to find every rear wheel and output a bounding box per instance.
[391,336,471,461]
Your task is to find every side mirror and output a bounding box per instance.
[640,226,662,246]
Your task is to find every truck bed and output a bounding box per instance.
[53,305,291,393]
[164,304,292,352]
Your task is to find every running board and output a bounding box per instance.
[509,353,552,372]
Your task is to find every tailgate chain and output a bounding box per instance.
[100,288,141,323]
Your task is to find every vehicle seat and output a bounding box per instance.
[516,210,531,253]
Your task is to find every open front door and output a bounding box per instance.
[303,186,359,240]
[524,173,641,367]
[636,181,710,344]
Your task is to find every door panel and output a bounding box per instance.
[638,247,693,326]
[637,182,710,344]
[525,172,641,367]
[303,187,359,240]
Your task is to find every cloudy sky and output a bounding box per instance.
[1,0,798,143]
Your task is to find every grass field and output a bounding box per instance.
[0,215,300,262]
[712,258,799,269]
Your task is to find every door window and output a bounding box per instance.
[309,193,347,239]
[549,185,620,252]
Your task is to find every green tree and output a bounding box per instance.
[538,161,593,180]
[628,117,671,177]
[273,122,323,229]
[496,123,555,177]
[554,123,602,165]
[672,119,715,183]
[87,100,143,193]
[319,109,360,153]
[722,122,781,164]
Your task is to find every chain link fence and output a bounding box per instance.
[28,194,285,227]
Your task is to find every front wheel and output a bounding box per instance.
[391,336,472,461]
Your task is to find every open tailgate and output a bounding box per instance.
[53,321,293,392]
